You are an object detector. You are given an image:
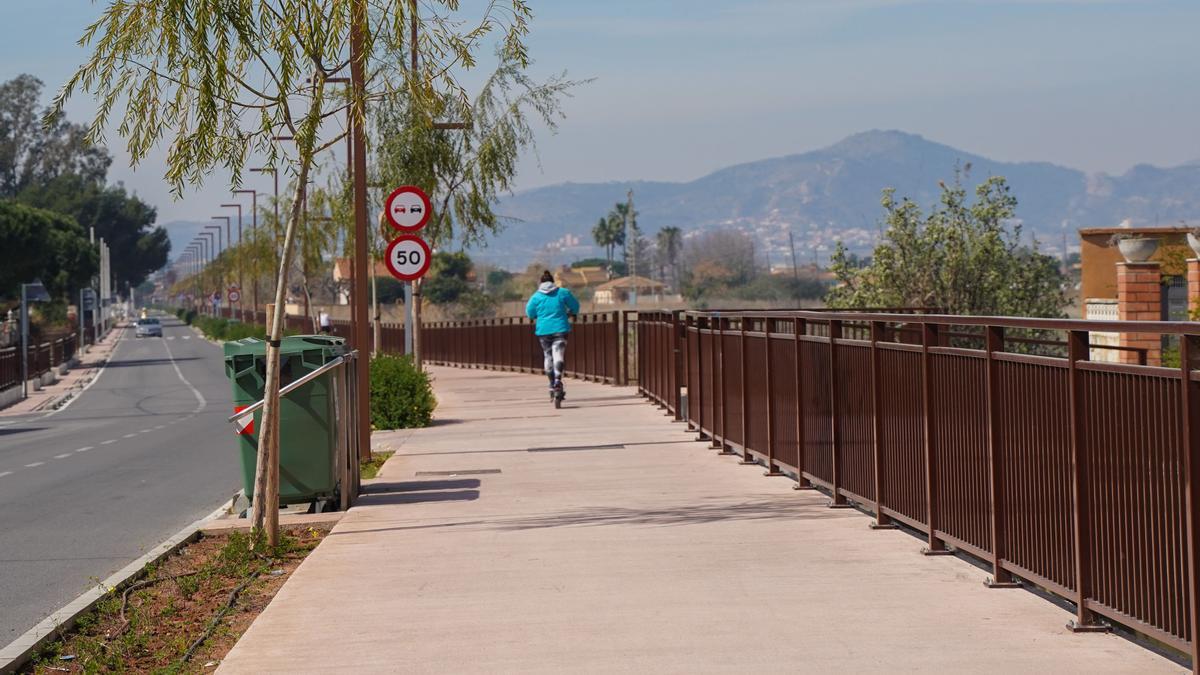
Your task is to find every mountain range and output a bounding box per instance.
[161,130,1200,270]
[480,130,1200,268]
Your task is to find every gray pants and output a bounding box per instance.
[538,333,568,385]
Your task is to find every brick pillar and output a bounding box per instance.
[1189,258,1200,320]
[1116,262,1162,366]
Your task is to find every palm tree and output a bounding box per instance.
[656,226,682,290]
[592,211,626,276]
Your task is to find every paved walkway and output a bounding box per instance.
[219,367,1184,673]
[0,325,123,417]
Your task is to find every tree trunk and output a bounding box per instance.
[251,160,313,548]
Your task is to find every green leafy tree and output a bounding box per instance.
[0,200,97,297]
[58,0,538,544]
[0,75,109,197]
[18,174,168,288]
[679,229,758,301]
[828,175,1067,317]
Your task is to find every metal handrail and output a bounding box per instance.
[227,351,357,424]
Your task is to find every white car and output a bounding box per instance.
[135,317,163,338]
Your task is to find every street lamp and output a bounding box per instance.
[220,204,244,320]
[233,189,259,320]
[200,231,217,313]
[20,279,51,400]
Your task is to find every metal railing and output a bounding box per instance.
[423,312,623,383]
[226,350,364,511]
[1,334,79,393]
[678,310,1200,657]
[420,306,1200,664]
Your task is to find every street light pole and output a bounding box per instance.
[233,189,259,320]
[212,216,232,317]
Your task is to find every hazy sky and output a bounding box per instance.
[1,0,1197,226]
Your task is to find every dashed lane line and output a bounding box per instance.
[101,439,116,445]
[76,446,93,453]
[0,471,12,478]
[123,433,137,438]
[54,453,71,459]
[25,462,44,468]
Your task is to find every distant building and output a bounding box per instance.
[332,258,396,305]
[593,275,667,305]
[555,265,609,291]
[1078,226,1192,300]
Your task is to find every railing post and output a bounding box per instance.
[738,317,755,465]
[621,310,631,386]
[984,325,1019,586]
[716,315,735,454]
[794,317,813,490]
[694,315,709,440]
[672,311,684,420]
[1180,333,1200,668]
[764,318,782,475]
[828,319,849,507]
[1066,328,1105,631]
[920,322,952,554]
[869,321,894,528]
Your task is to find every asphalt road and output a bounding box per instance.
[0,315,241,645]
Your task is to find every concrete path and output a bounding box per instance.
[219,367,1184,674]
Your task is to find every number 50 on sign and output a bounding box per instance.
[384,235,432,281]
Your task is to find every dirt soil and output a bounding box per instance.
[25,526,328,674]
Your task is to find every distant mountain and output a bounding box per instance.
[479,130,1200,268]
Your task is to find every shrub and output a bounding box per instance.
[369,355,435,430]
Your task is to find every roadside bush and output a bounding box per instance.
[369,355,435,430]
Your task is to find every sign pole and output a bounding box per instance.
[404,282,414,356]
[20,284,28,400]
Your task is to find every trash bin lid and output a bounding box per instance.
[223,334,347,362]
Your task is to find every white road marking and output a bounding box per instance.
[25,462,44,468]
[101,439,116,445]
[161,334,206,413]
[139,429,152,434]
[0,471,12,478]
[182,336,191,340]
[123,433,137,438]
[154,425,165,430]
[76,446,93,453]
[34,326,126,419]
[166,336,176,340]
[54,453,72,459]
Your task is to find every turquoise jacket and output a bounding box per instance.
[526,282,580,336]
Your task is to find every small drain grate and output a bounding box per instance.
[415,469,502,476]
[526,443,626,453]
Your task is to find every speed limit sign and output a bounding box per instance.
[384,235,432,281]
[228,288,241,304]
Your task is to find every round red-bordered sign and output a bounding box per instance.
[384,185,432,232]
[384,235,433,281]
[228,289,241,304]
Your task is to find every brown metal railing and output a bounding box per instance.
[320,305,1200,664]
[680,310,1200,660]
[2,335,79,393]
[423,313,622,383]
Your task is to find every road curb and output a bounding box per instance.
[0,498,233,674]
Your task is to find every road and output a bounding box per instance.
[0,315,241,645]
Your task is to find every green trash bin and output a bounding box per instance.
[224,334,347,509]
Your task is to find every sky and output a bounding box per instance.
[1,0,1197,229]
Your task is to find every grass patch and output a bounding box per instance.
[24,527,328,674]
[359,451,395,480]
